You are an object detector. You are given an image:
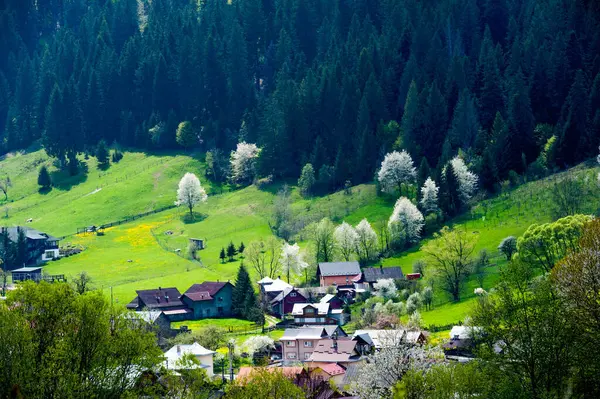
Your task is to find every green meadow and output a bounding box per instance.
[2,148,598,327]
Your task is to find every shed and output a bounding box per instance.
[188,238,205,250]
[11,267,43,283]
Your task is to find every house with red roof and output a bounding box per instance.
[180,281,234,319]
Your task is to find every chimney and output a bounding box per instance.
[165,293,169,302]
[177,345,181,354]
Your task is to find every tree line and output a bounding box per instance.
[0,0,599,186]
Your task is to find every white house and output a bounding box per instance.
[163,342,216,377]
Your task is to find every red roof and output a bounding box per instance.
[315,363,346,376]
[183,282,232,302]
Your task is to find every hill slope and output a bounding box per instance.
[1,150,598,326]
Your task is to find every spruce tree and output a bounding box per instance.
[440,162,461,217]
[96,140,109,168]
[238,242,245,254]
[37,165,52,189]
[231,264,260,321]
[226,241,237,261]
[219,247,226,264]
[556,70,589,166]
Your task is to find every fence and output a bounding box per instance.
[70,204,177,237]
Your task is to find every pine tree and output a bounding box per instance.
[96,140,109,168]
[15,227,28,267]
[219,247,226,264]
[479,147,499,192]
[227,241,237,261]
[556,70,589,166]
[231,264,260,322]
[440,162,461,217]
[37,165,52,189]
[238,242,245,254]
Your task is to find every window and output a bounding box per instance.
[304,352,311,360]
[305,307,315,314]
[287,353,297,359]
[218,297,223,302]
[286,341,296,347]
[290,292,297,297]
[304,341,313,347]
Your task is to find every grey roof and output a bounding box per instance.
[292,302,330,316]
[362,266,405,282]
[309,325,348,337]
[133,311,165,323]
[318,261,361,277]
[11,267,43,273]
[2,227,59,242]
[280,327,328,340]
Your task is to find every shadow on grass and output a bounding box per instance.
[38,187,52,195]
[50,163,89,191]
[181,212,208,224]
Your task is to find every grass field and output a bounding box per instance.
[2,148,598,329]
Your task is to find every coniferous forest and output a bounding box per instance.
[1,0,600,189]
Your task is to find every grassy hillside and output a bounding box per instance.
[2,149,598,327]
[0,148,210,236]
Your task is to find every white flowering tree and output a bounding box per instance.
[334,222,358,261]
[450,156,478,203]
[238,335,275,357]
[355,219,378,263]
[377,150,417,195]
[373,278,398,300]
[280,242,308,283]
[388,197,424,245]
[230,142,260,184]
[176,172,208,219]
[350,343,437,399]
[419,177,439,214]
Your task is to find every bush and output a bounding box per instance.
[424,212,443,235]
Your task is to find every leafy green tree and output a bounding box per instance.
[473,261,574,399]
[424,226,477,301]
[225,368,304,398]
[298,163,316,197]
[1,282,163,398]
[176,121,196,149]
[37,165,52,189]
[517,214,591,272]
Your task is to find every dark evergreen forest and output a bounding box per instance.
[1,0,599,189]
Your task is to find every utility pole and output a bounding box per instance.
[228,340,234,382]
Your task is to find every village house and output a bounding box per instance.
[307,337,365,367]
[443,325,482,361]
[280,325,347,363]
[269,287,307,316]
[291,303,349,326]
[129,311,174,345]
[353,329,428,349]
[317,261,361,287]
[180,281,234,319]
[126,287,191,321]
[258,277,293,298]
[360,266,405,289]
[163,343,216,376]
[0,227,61,267]
[319,293,345,310]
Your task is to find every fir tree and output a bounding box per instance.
[231,264,260,322]
[96,140,109,169]
[238,242,245,254]
[219,247,226,264]
[440,162,461,217]
[227,241,237,261]
[37,165,52,189]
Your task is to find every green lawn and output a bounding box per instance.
[3,148,598,330]
[0,148,213,236]
[171,318,256,330]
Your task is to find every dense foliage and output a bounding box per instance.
[1,0,599,187]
